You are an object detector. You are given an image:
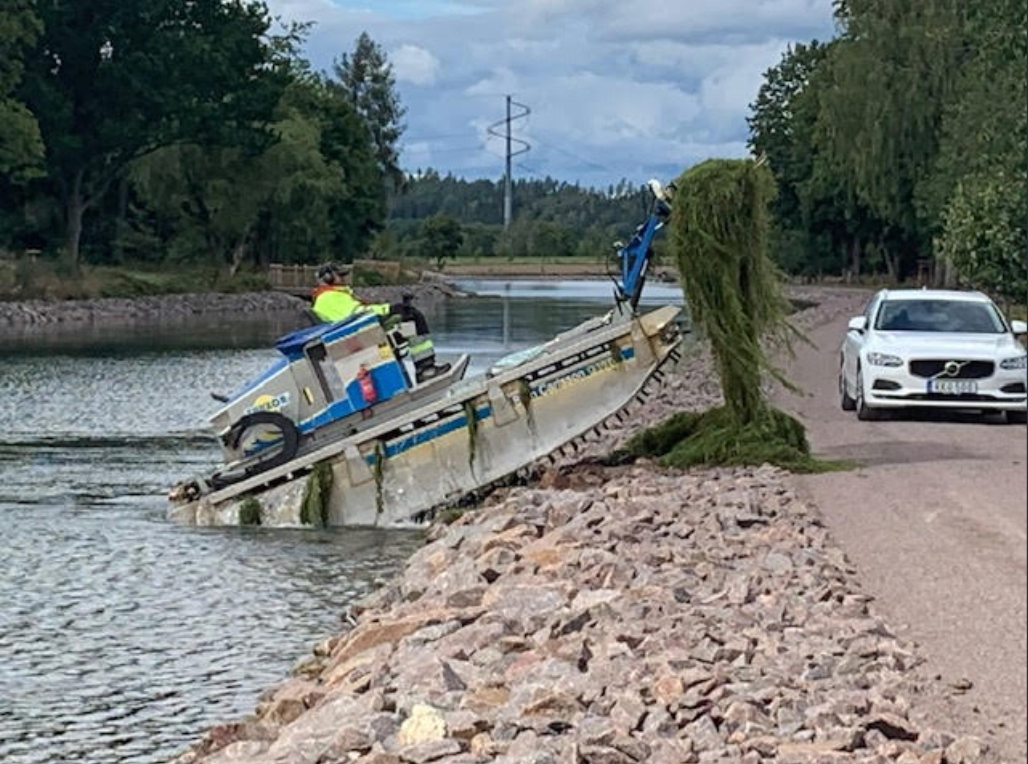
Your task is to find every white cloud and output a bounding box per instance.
[265,0,835,186]
[699,40,791,114]
[390,44,440,85]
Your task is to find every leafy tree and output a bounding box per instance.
[928,0,1026,223]
[932,0,1026,296]
[747,0,1026,292]
[17,0,289,265]
[938,172,1026,302]
[334,32,406,191]
[530,221,573,259]
[418,215,463,270]
[748,42,826,233]
[127,70,383,271]
[748,41,859,276]
[814,0,965,278]
[0,1,43,176]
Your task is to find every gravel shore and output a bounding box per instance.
[171,287,992,764]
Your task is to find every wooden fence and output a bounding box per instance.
[268,260,403,294]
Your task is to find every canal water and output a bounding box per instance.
[0,280,684,764]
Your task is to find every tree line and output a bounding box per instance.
[378,172,652,266]
[0,1,650,284]
[748,0,1026,298]
[0,1,404,275]
[3,0,1023,297]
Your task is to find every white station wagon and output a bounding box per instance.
[839,289,1027,423]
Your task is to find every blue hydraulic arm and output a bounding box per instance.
[614,179,673,312]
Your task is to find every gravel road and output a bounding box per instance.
[777,303,1027,762]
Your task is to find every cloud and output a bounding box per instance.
[390,44,440,85]
[266,0,836,186]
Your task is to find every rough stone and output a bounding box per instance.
[944,736,987,764]
[398,738,463,763]
[398,704,448,747]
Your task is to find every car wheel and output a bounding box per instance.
[1005,410,1027,425]
[855,367,881,421]
[840,364,856,411]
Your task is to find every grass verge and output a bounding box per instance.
[0,257,271,301]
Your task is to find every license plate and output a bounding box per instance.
[929,379,977,395]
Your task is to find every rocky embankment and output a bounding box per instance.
[0,291,308,327]
[175,463,984,764]
[0,281,461,329]
[173,287,989,764]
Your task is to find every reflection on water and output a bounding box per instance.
[0,281,683,763]
[434,278,684,375]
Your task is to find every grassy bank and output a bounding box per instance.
[0,258,272,301]
[0,257,415,301]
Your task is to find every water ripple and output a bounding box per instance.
[0,293,620,763]
[0,317,422,764]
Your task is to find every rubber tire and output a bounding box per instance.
[855,367,881,421]
[840,364,856,411]
[1005,410,1027,425]
[230,411,300,477]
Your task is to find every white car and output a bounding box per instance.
[839,289,1027,423]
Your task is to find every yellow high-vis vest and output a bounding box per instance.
[312,287,389,323]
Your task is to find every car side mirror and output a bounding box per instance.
[1011,319,1027,335]
[847,316,868,333]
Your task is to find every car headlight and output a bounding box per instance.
[1000,355,1027,370]
[867,352,903,367]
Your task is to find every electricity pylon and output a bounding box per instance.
[487,96,530,230]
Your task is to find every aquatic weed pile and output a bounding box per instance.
[627,158,823,471]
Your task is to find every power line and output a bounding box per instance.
[402,132,479,143]
[515,162,544,177]
[404,144,488,155]
[528,134,616,174]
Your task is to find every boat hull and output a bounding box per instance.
[168,305,682,527]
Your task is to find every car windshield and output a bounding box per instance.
[875,299,1005,334]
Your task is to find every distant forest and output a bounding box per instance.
[378,171,651,262]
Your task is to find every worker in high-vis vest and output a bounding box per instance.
[311,264,450,383]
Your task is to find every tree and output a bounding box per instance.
[750,41,837,275]
[530,221,573,259]
[334,32,407,191]
[931,0,1026,296]
[127,70,384,271]
[938,171,1026,302]
[17,0,289,265]
[814,0,966,278]
[419,215,463,270]
[0,0,43,176]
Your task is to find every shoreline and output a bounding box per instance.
[0,281,462,332]
[172,287,995,764]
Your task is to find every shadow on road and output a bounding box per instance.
[869,408,1023,426]
[816,439,980,467]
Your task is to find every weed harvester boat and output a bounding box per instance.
[168,180,683,527]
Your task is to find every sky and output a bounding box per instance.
[265,0,837,189]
